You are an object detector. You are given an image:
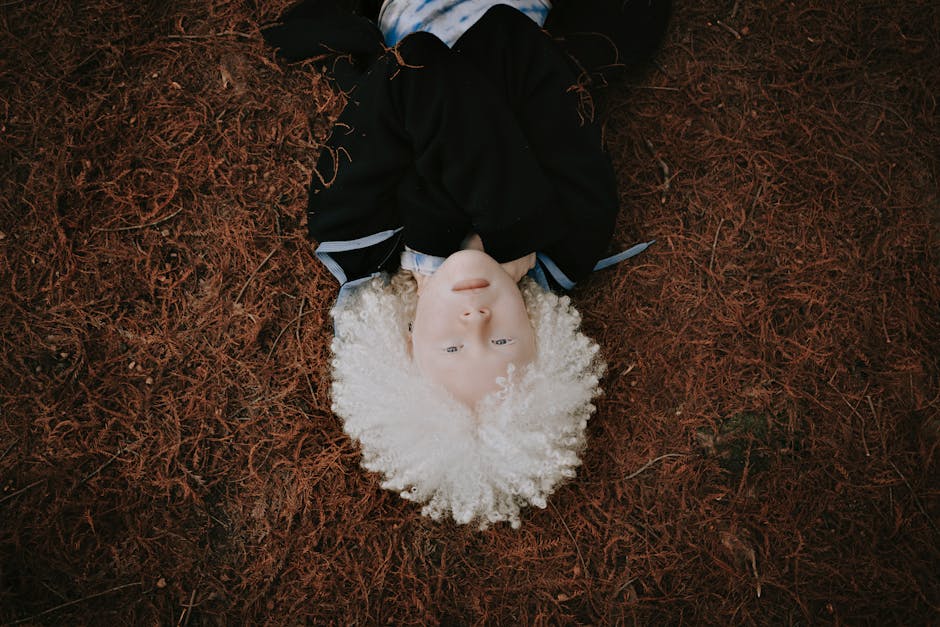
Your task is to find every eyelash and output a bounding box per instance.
[444,338,513,352]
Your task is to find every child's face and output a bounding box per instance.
[411,250,536,407]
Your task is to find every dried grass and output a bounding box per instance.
[1,0,937,623]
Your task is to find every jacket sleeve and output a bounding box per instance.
[453,6,620,283]
[305,85,412,283]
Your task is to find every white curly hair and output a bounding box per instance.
[330,272,605,529]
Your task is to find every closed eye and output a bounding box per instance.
[444,345,462,353]
[491,338,514,346]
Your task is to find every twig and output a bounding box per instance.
[880,293,892,344]
[386,44,426,70]
[644,138,672,203]
[889,461,940,537]
[623,84,680,92]
[709,218,726,274]
[0,478,45,505]
[855,404,872,457]
[177,586,198,627]
[625,453,687,481]
[9,582,141,624]
[866,395,886,455]
[549,501,589,580]
[729,0,741,19]
[304,372,316,400]
[74,442,134,489]
[95,208,183,233]
[0,437,19,463]
[715,19,742,39]
[833,153,889,196]
[750,180,765,214]
[235,247,278,304]
[829,382,871,457]
[166,30,253,40]
[265,308,317,362]
[847,99,912,131]
[296,297,306,343]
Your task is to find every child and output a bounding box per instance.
[264,1,670,528]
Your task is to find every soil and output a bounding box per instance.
[1,0,937,624]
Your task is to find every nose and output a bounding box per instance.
[461,306,491,322]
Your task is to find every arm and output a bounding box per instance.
[389,31,569,263]
[454,6,620,284]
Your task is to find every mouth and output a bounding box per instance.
[452,278,490,292]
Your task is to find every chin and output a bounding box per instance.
[330,273,605,529]
[437,248,501,278]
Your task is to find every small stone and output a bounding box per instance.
[156,577,167,589]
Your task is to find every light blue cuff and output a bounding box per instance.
[315,228,404,285]
[536,240,656,291]
[400,247,447,276]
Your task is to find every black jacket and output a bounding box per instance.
[263,1,671,287]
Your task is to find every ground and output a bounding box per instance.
[1,0,938,624]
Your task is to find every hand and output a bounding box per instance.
[463,232,534,283]
[500,252,536,283]
[461,232,485,251]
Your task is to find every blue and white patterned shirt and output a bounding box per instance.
[378,0,552,48]
[400,246,447,276]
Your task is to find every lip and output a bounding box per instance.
[452,278,490,292]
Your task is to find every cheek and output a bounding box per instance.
[513,320,538,362]
[509,309,536,344]
[516,337,537,365]
[414,290,451,328]
[410,331,443,373]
